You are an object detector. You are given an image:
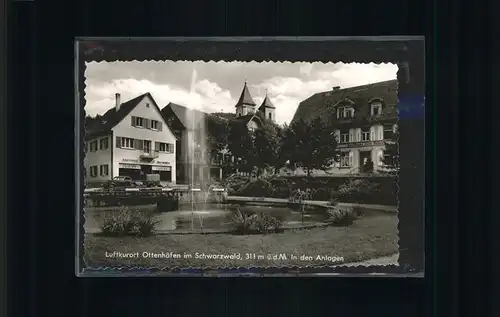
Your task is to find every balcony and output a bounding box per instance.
[139,149,160,160]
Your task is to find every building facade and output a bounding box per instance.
[84,93,177,186]
[290,80,398,175]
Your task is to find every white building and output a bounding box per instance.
[84,92,178,186]
[289,80,399,176]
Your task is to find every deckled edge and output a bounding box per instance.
[75,38,424,275]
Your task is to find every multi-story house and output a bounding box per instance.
[84,92,178,186]
[290,79,398,175]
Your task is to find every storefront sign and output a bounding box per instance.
[119,163,141,169]
[156,161,171,165]
[337,140,384,149]
[152,166,172,172]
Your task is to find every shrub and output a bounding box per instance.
[251,212,283,233]
[228,207,255,233]
[337,179,380,203]
[235,178,275,197]
[223,175,251,194]
[99,206,158,237]
[325,207,358,226]
[228,206,283,234]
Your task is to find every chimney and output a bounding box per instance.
[115,93,121,111]
[332,86,341,91]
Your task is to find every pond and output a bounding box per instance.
[157,203,329,232]
[84,203,331,233]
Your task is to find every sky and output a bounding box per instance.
[84,61,398,125]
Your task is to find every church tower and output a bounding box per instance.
[258,91,276,122]
[235,81,256,117]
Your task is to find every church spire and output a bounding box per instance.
[235,81,256,108]
[258,92,276,110]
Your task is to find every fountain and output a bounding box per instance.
[185,104,209,232]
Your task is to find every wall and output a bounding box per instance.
[84,135,112,183]
[112,95,177,183]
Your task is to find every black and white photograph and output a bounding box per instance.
[77,38,425,275]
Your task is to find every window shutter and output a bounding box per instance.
[155,142,160,151]
[138,139,144,150]
[349,129,354,142]
[158,122,163,131]
[131,116,135,126]
[145,118,150,128]
[348,151,353,166]
[116,137,121,148]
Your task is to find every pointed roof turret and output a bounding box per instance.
[258,91,276,111]
[235,81,256,108]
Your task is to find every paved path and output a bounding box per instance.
[226,196,398,212]
[335,253,399,267]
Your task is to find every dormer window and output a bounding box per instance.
[371,102,382,116]
[337,106,354,119]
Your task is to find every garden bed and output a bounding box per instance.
[83,213,398,268]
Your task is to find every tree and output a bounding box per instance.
[281,117,339,176]
[363,158,374,173]
[382,126,399,170]
[254,121,280,177]
[227,120,257,173]
[205,115,230,162]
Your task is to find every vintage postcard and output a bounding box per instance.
[77,38,425,276]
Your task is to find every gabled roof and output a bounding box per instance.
[258,95,276,111]
[291,79,398,125]
[161,102,210,131]
[233,113,262,127]
[235,82,256,108]
[86,92,171,139]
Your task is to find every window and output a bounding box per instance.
[268,113,272,120]
[361,127,370,141]
[99,164,109,176]
[381,151,398,167]
[99,137,108,150]
[167,143,174,153]
[371,102,382,116]
[132,116,145,128]
[90,166,98,177]
[89,140,98,152]
[340,129,350,143]
[143,140,151,153]
[340,152,351,168]
[337,106,354,119]
[157,142,174,153]
[158,142,167,152]
[383,124,394,139]
[121,137,134,149]
[150,120,160,130]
